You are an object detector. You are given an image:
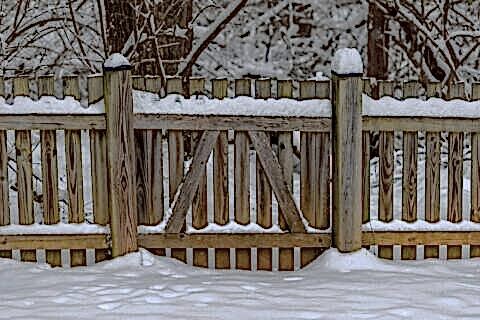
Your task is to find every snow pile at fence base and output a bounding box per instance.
[2,248,480,319]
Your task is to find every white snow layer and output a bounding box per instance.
[0,223,109,235]
[3,90,480,118]
[2,248,480,319]
[331,48,363,75]
[104,53,131,69]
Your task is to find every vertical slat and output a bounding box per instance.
[299,80,330,267]
[234,78,251,270]
[212,79,230,269]
[0,128,10,259]
[38,76,61,266]
[377,80,394,259]
[425,82,441,258]
[167,78,186,263]
[63,77,86,266]
[13,77,35,262]
[401,81,419,260]
[447,83,465,259]
[471,83,480,258]
[362,79,372,224]
[132,76,146,91]
[191,79,208,268]
[88,75,110,262]
[145,76,161,93]
[277,80,294,271]
[0,76,4,98]
[254,79,273,271]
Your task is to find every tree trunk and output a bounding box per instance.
[104,0,193,76]
[367,1,389,79]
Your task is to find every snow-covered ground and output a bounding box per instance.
[1,248,480,319]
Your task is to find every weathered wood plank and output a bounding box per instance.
[401,81,418,260]
[41,130,61,266]
[363,117,480,132]
[331,74,362,252]
[104,62,138,258]
[0,115,105,130]
[212,79,230,269]
[234,79,252,270]
[38,75,55,98]
[134,114,331,132]
[0,129,10,259]
[362,132,370,223]
[139,233,331,249]
[377,81,394,259]
[254,79,273,271]
[0,234,108,250]
[362,231,480,246]
[424,82,442,258]
[15,130,35,261]
[13,77,30,97]
[63,76,80,100]
[88,75,109,262]
[0,76,4,98]
[166,131,219,233]
[471,83,480,258]
[248,131,305,233]
[277,79,293,271]
[447,83,465,259]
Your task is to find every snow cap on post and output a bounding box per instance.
[331,48,363,76]
[104,53,132,71]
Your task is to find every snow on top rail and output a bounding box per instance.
[2,89,480,118]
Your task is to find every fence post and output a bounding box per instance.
[103,54,138,257]
[331,49,363,252]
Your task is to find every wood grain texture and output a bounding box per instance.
[363,117,480,132]
[277,80,294,271]
[0,234,108,250]
[15,130,35,261]
[0,76,4,98]
[471,83,480,257]
[0,115,105,130]
[41,130,61,266]
[13,77,30,97]
[135,114,331,132]
[166,131,219,233]
[248,131,305,233]
[401,82,418,260]
[88,75,104,104]
[104,68,138,258]
[331,75,362,252]
[139,233,331,249]
[255,79,273,271]
[447,83,465,259]
[424,82,442,258]
[212,79,230,269]
[63,76,80,100]
[38,76,55,98]
[362,231,480,246]
[362,132,370,223]
[0,130,10,259]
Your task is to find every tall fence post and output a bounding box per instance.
[103,54,138,257]
[331,49,363,252]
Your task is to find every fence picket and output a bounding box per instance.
[401,81,420,260]
[191,79,208,268]
[88,75,110,262]
[167,78,187,263]
[0,127,10,259]
[234,79,252,270]
[424,82,442,258]
[362,78,372,224]
[471,83,480,258]
[212,79,230,269]
[377,80,395,259]
[447,83,465,259]
[38,76,61,266]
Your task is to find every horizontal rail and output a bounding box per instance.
[362,231,480,245]
[0,115,106,130]
[0,234,109,250]
[134,114,332,131]
[138,233,332,248]
[364,116,480,132]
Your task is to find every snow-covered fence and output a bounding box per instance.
[1,65,480,269]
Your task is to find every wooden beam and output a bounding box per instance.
[134,114,331,132]
[0,234,108,250]
[364,117,480,132]
[248,131,306,233]
[362,231,480,246]
[0,115,105,130]
[139,233,331,249]
[165,131,220,233]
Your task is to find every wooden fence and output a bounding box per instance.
[0,64,480,270]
